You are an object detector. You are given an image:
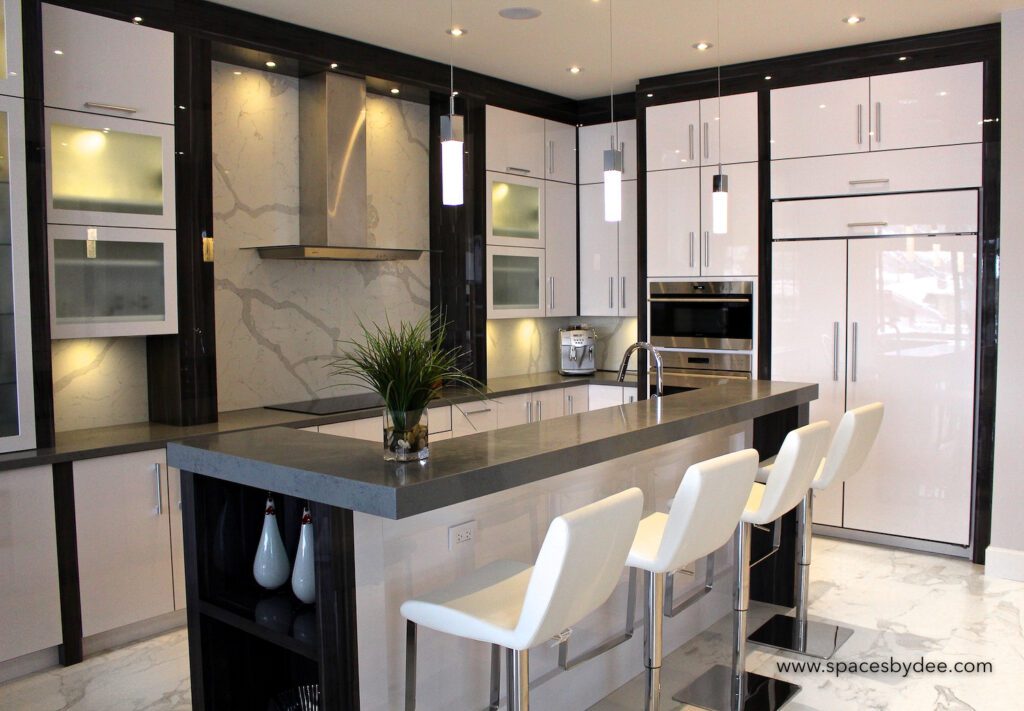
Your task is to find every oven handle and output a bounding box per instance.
[647,297,751,303]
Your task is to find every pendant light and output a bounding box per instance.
[603,0,622,222]
[711,0,728,234]
[440,0,464,206]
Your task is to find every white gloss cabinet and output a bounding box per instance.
[842,235,976,545]
[646,168,700,278]
[451,401,498,437]
[544,119,577,184]
[699,92,759,166]
[485,106,546,178]
[869,63,983,151]
[563,385,589,415]
[578,120,637,184]
[770,78,870,159]
[0,465,62,663]
[770,240,848,526]
[42,5,175,125]
[74,450,175,637]
[645,100,701,171]
[544,180,577,317]
[0,0,24,98]
[579,183,620,316]
[699,163,759,276]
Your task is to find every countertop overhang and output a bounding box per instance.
[167,380,817,519]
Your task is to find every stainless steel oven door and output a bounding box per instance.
[659,350,752,376]
[648,280,754,351]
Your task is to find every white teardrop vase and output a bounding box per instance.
[291,506,316,604]
[253,494,290,590]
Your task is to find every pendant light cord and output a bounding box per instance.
[609,0,617,144]
[449,0,456,113]
[716,0,722,173]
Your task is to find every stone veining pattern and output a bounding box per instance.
[486,316,638,378]
[51,338,150,432]
[211,63,430,411]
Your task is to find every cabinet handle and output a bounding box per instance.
[847,221,888,228]
[536,401,543,421]
[848,178,890,186]
[851,322,859,382]
[463,405,492,415]
[153,463,163,515]
[856,104,863,145]
[526,401,533,423]
[688,124,695,161]
[703,122,709,159]
[875,102,882,144]
[609,276,614,309]
[689,231,695,268]
[84,101,139,114]
[568,394,574,415]
[507,166,531,174]
[704,231,710,267]
[833,321,840,381]
[549,140,555,174]
[621,276,627,309]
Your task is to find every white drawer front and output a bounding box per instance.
[771,144,982,199]
[773,190,977,240]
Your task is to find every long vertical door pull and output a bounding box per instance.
[153,464,163,515]
[850,322,859,382]
[833,322,840,381]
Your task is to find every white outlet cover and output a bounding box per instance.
[448,520,478,550]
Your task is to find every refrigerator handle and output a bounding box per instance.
[833,321,840,381]
[851,322,859,382]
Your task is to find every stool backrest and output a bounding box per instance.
[746,420,831,525]
[815,402,885,490]
[656,449,760,573]
[514,487,644,650]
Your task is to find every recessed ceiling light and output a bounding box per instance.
[132,16,143,24]
[330,63,338,69]
[567,65,583,74]
[843,15,865,25]
[693,42,712,51]
[53,49,63,55]
[819,104,827,109]
[233,70,242,76]
[898,56,908,61]
[499,7,542,20]
[764,75,772,80]
[265,61,277,68]
[390,88,400,94]
[646,93,654,98]
[446,26,467,37]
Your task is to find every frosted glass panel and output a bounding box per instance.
[492,254,540,310]
[0,110,15,437]
[53,239,165,323]
[492,181,540,240]
[51,123,164,215]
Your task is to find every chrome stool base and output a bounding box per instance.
[673,664,800,711]
[748,613,853,660]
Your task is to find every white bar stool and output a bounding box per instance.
[749,402,884,659]
[674,420,832,711]
[624,449,761,711]
[400,488,644,711]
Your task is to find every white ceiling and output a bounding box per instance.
[211,0,1016,99]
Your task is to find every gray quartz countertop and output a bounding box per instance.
[0,371,637,472]
[167,380,817,519]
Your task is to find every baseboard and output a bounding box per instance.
[82,609,186,657]
[814,524,971,559]
[0,647,60,685]
[984,546,1024,581]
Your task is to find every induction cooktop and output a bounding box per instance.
[266,391,385,416]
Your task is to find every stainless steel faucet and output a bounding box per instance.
[617,342,664,398]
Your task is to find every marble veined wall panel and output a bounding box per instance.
[52,338,149,431]
[486,316,638,378]
[212,63,430,411]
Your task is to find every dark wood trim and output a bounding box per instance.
[52,461,83,665]
[756,89,771,380]
[635,90,649,397]
[147,33,218,426]
[22,0,55,448]
[179,470,206,710]
[310,503,360,710]
[972,54,1001,565]
[576,91,638,125]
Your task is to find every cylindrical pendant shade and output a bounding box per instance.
[441,112,464,206]
[712,172,729,234]
[603,147,624,222]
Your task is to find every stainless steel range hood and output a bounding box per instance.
[252,72,425,262]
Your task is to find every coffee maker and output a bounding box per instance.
[559,326,597,375]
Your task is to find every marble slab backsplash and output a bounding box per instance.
[52,337,150,431]
[211,62,430,411]
[486,317,638,379]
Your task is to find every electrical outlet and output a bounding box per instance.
[448,520,477,550]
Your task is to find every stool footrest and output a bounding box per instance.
[557,567,637,671]
[748,613,854,660]
[672,665,800,711]
[664,553,716,618]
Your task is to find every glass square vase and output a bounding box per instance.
[383,408,429,462]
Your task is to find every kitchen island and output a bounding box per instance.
[168,379,816,710]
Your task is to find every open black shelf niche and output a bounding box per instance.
[182,472,360,710]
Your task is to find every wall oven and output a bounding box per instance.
[648,280,754,351]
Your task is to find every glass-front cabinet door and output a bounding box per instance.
[486,172,545,247]
[486,246,545,319]
[48,224,178,338]
[45,109,175,229]
[0,95,36,452]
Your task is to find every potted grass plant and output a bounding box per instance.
[329,313,481,462]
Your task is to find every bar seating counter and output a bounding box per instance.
[168,380,816,711]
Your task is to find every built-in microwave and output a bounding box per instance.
[648,280,754,351]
